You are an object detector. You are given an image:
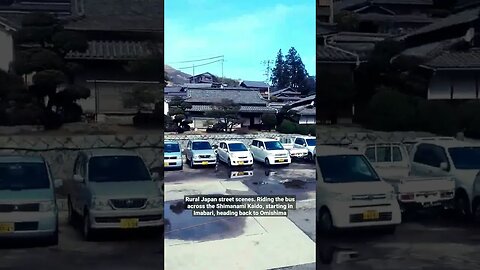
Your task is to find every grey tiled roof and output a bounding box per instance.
[65,0,163,31]
[372,0,433,5]
[186,88,268,105]
[317,45,362,62]
[240,80,269,88]
[66,40,161,60]
[399,7,480,40]
[290,95,316,108]
[423,49,480,69]
[357,13,435,23]
[187,105,275,113]
[0,1,71,15]
[271,87,301,96]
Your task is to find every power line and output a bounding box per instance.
[177,59,224,70]
[169,55,224,64]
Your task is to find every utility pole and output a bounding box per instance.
[261,60,272,100]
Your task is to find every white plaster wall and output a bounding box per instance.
[0,28,14,72]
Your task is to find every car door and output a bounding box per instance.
[219,142,227,162]
[250,140,258,160]
[72,154,88,213]
[411,143,450,177]
[294,137,306,149]
[258,141,267,160]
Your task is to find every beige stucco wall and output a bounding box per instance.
[0,28,14,72]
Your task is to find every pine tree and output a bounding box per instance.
[285,47,309,94]
[270,49,287,88]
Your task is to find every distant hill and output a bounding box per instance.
[165,65,191,85]
[165,65,241,87]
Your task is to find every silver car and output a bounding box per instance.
[0,155,62,245]
[185,140,217,168]
[66,149,163,241]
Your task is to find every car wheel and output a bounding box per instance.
[455,191,472,219]
[265,158,271,166]
[82,210,95,241]
[228,158,234,167]
[308,152,313,161]
[67,197,76,225]
[472,199,480,223]
[318,208,335,234]
[189,158,194,168]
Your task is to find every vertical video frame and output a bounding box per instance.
[0,0,165,269]
[317,0,480,268]
[163,0,316,269]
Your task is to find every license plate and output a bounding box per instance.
[120,218,139,229]
[362,210,379,220]
[237,172,245,176]
[277,159,284,162]
[164,162,168,167]
[202,161,209,165]
[238,161,244,165]
[0,223,14,233]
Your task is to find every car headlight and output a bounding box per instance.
[147,196,163,208]
[194,155,200,159]
[387,190,395,200]
[331,192,351,201]
[39,201,56,212]
[92,198,111,211]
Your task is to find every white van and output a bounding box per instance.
[316,146,401,233]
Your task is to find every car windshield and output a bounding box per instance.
[448,147,480,170]
[88,156,151,182]
[165,143,181,153]
[0,162,50,190]
[265,141,284,150]
[306,139,316,146]
[228,143,248,152]
[192,141,212,150]
[317,155,380,183]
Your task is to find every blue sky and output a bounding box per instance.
[165,0,316,82]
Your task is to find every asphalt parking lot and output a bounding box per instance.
[317,209,480,270]
[0,211,164,270]
[164,159,317,270]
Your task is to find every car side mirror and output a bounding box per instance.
[440,162,449,171]
[260,146,265,150]
[73,174,84,183]
[54,179,63,188]
[212,145,218,149]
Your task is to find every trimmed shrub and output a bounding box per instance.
[365,90,416,131]
[417,101,458,136]
[277,120,296,134]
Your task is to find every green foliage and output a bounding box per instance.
[167,97,192,132]
[271,49,288,89]
[270,47,311,95]
[52,31,89,55]
[334,11,359,32]
[261,113,277,131]
[417,101,458,136]
[205,99,241,132]
[123,85,162,111]
[277,120,296,134]
[365,88,416,131]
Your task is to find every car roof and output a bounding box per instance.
[165,140,179,144]
[349,142,403,147]
[82,149,140,158]
[221,140,245,144]
[416,139,480,149]
[317,145,361,157]
[295,136,316,139]
[190,139,210,142]
[254,138,278,142]
[0,155,45,163]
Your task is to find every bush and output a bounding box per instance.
[261,113,277,131]
[365,89,416,131]
[277,120,296,134]
[133,112,163,128]
[41,110,63,130]
[465,114,480,139]
[458,101,480,130]
[417,101,458,136]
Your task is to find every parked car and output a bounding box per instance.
[164,140,183,170]
[410,138,480,219]
[216,141,253,167]
[66,149,163,241]
[0,155,62,245]
[350,142,455,212]
[280,137,309,158]
[249,138,291,166]
[294,136,316,160]
[316,146,401,234]
[185,140,217,168]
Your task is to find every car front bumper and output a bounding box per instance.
[192,159,217,165]
[328,201,402,228]
[89,208,163,229]
[230,158,253,166]
[0,211,57,238]
[164,158,183,168]
[268,156,291,164]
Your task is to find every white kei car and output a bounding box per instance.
[216,141,254,167]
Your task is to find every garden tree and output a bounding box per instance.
[214,77,238,87]
[365,88,416,131]
[417,101,458,136]
[318,69,355,122]
[123,85,163,111]
[125,41,164,82]
[270,49,288,89]
[334,11,360,32]
[168,96,192,132]
[284,47,310,95]
[13,12,89,127]
[205,99,241,132]
[261,113,276,131]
